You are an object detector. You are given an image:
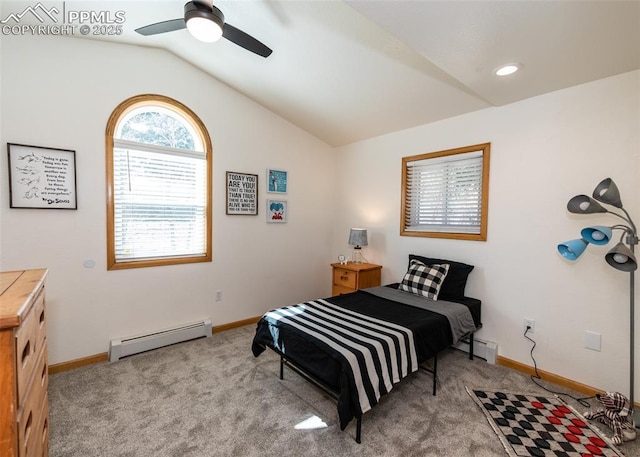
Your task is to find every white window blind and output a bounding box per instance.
[112,140,207,262]
[404,151,483,234]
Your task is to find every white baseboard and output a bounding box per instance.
[454,337,497,364]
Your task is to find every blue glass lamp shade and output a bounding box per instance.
[605,242,638,272]
[580,226,612,245]
[557,238,588,260]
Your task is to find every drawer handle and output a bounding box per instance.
[23,411,33,449]
[340,275,349,280]
[21,340,31,367]
[39,309,45,326]
[41,362,48,386]
[42,417,49,443]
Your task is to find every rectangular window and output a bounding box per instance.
[112,145,207,262]
[401,143,490,241]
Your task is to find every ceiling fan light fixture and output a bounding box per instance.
[135,1,272,58]
[185,3,224,43]
[495,63,521,76]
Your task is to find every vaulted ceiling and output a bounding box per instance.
[3,1,639,146]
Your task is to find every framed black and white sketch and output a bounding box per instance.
[7,143,77,209]
[226,171,258,215]
[267,199,287,223]
[267,168,287,194]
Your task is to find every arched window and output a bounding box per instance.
[106,94,212,269]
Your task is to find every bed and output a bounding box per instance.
[251,255,482,442]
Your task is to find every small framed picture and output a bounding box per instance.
[7,143,77,209]
[267,168,287,194]
[226,171,258,215]
[267,199,287,223]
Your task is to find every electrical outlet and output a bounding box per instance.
[524,318,535,334]
[216,290,222,301]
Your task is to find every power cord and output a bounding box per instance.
[524,326,595,408]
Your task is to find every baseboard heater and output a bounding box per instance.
[108,319,212,362]
[454,337,497,364]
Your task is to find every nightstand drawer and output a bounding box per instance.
[333,268,356,289]
[332,285,355,296]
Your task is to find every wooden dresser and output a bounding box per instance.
[0,269,49,457]
[331,262,382,295]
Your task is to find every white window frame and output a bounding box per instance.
[106,94,212,270]
[401,143,490,241]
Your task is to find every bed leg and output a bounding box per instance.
[469,332,474,360]
[356,416,362,444]
[280,356,284,380]
[432,354,438,396]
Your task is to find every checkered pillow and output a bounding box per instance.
[398,260,450,300]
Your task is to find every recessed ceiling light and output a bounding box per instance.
[495,64,521,76]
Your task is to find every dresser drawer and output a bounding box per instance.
[35,395,49,457]
[333,268,356,289]
[35,345,49,399]
[16,348,47,457]
[15,288,45,407]
[33,291,46,363]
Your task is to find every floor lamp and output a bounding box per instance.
[557,178,638,427]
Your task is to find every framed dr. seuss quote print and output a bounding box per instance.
[267,168,287,194]
[7,143,77,209]
[226,171,258,215]
[267,199,287,223]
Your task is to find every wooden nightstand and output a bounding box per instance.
[331,262,382,295]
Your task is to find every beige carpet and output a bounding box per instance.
[48,325,640,456]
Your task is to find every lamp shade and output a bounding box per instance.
[348,228,368,248]
[557,238,588,261]
[605,242,637,271]
[567,195,607,214]
[581,226,613,245]
[185,2,224,42]
[593,178,623,208]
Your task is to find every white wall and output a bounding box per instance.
[2,33,639,400]
[0,35,336,364]
[334,70,640,397]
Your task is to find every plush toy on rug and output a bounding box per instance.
[583,391,637,445]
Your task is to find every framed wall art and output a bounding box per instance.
[7,143,77,209]
[226,171,258,215]
[267,199,287,223]
[267,168,288,194]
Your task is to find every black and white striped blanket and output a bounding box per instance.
[262,298,418,415]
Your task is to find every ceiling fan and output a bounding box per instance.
[135,1,273,58]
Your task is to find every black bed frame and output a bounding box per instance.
[271,331,476,443]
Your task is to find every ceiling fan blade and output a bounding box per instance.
[135,18,186,36]
[223,23,272,58]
